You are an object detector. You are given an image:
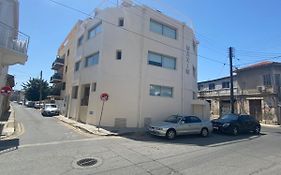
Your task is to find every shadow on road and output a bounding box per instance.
[121,131,266,147]
[0,138,19,154]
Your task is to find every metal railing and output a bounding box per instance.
[0,21,29,55]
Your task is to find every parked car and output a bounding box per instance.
[41,104,59,116]
[25,101,35,108]
[18,101,23,105]
[148,115,213,139]
[34,102,44,109]
[211,114,261,135]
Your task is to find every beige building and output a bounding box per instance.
[198,61,281,124]
[0,0,29,119]
[52,1,207,128]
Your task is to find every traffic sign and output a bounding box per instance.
[0,86,12,96]
[100,93,109,101]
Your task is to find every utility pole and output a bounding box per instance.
[39,70,42,103]
[229,47,235,114]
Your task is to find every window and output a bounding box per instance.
[209,83,215,90]
[222,81,230,89]
[193,65,196,78]
[91,82,97,92]
[88,22,102,39]
[263,74,272,86]
[118,18,124,27]
[198,84,203,91]
[116,50,122,60]
[193,91,197,99]
[67,49,70,56]
[275,74,280,86]
[74,61,80,72]
[150,84,173,97]
[148,51,176,70]
[65,66,68,73]
[85,52,99,67]
[77,35,83,47]
[189,116,201,123]
[150,19,177,39]
[72,86,78,99]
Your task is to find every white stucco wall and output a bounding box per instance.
[66,4,198,128]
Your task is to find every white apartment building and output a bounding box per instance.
[0,0,29,119]
[57,1,206,128]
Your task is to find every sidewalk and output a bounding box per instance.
[0,107,15,138]
[55,115,145,136]
[260,123,281,128]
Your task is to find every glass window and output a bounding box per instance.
[275,74,280,86]
[209,83,215,90]
[74,61,80,72]
[148,51,176,70]
[85,52,99,67]
[150,19,177,39]
[91,82,96,92]
[150,84,173,97]
[77,35,83,47]
[263,74,272,86]
[118,18,124,27]
[163,25,176,39]
[116,50,122,60]
[88,22,102,39]
[149,85,161,96]
[161,86,173,97]
[150,20,162,35]
[164,115,182,123]
[148,52,162,67]
[162,56,176,69]
[222,81,230,88]
[192,66,196,78]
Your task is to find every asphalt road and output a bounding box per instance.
[0,104,281,175]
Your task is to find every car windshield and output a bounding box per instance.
[219,114,238,121]
[164,115,182,123]
[46,105,57,108]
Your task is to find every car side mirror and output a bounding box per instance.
[180,121,185,125]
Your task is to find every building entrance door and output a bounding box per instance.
[249,100,262,121]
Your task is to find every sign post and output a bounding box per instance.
[98,93,109,131]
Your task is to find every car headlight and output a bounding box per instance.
[223,123,230,128]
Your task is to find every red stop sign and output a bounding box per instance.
[100,93,109,101]
[1,86,12,96]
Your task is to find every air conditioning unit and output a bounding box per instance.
[257,86,265,93]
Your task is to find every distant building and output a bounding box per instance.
[0,0,29,119]
[50,1,209,128]
[198,61,281,124]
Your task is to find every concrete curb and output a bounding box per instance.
[55,115,117,136]
[0,106,15,138]
[261,123,281,128]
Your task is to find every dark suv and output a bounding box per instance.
[212,114,261,135]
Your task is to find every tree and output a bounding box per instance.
[22,78,49,101]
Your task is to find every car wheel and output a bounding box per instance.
[166,129,176,140]
[232,126,239,136]
[201,128,209,137]
[254,125,261,135]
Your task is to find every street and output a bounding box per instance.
[1,104,281,175]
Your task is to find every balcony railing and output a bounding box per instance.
[52,56,65,70]
[50,73,63,83]
[0,21,29,56]
[198,88,238,98]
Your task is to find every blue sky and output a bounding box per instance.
[10,0,281,89]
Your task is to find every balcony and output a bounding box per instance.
[0,21,29,65]
[50,73,63,83]
[51,56,65,70]
[239,86,275,96]
[198,88,238,98]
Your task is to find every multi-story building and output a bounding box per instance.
[198,61,281,124]
[0,0,29,119]
[52,1,205,128]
